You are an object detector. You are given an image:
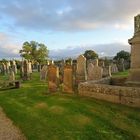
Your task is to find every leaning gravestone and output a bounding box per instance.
[76,55,87,83]
[47,65,59,92]
[92,59,103,80]
[87,63,94,80]
[40,65,47,81]
[63,65,73,93]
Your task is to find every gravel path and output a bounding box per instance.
[0,107,26,140]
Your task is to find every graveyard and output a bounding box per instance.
[0,72,140,140]
[0,1,140,139]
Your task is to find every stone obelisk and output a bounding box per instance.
[127,14,140,86]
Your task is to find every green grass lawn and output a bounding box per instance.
[112,70,129,78]
[0,72,140,140]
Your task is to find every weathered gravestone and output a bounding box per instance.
[76,55,87,83]
[9,69,15,82]
[117,58,125,72]
[2,63,6,75]
[40,65,47,81]
[91,59,103,80]
[102,66,112,77]
[63,65,73,93]
[6,61,11,74]
[47,65,59,92]
[12,60,17,74]
[87,63,94,80]
[23,60,30,80]
[110,63,118,74]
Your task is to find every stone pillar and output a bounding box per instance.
[127,14,140,86]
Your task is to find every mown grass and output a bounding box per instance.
[0,72,140,140]
[112,70,129,78]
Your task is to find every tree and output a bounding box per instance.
[83,50,98,60]
[113,50,130,61]
[19,41,49,63]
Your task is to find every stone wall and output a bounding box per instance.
[78,79,140,108]
[111,77,127,86]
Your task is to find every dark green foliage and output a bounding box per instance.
[113,50,130,61]
[84,50,98,60]
[19,41,49,63]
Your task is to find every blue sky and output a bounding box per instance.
[0,0,140,59]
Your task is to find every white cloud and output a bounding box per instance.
[0,32,21,59]
[49,43,130,59]
[0,0,139,31]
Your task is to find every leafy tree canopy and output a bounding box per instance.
[19,41,49,63]
[83,50,98,60]
[113,50,130,61]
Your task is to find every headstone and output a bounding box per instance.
[111,63,118,74]
[40,65,47,81]
[12,60,17,74]
[102,66,112,77]
[87,63,94,80]
[91,59,103,80]
[2,63,6,75]
[6,61,11,74]
[47,65,59,92]
[63,65,73,93]
[9,69,15,82]
[76,55,87,83]
[23,60,30,80]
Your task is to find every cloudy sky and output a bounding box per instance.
[0,0,140,59]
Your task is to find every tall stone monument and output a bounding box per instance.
[127,14,140,86]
